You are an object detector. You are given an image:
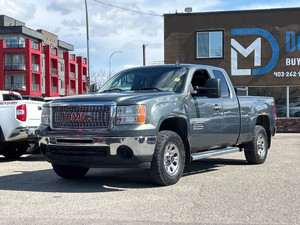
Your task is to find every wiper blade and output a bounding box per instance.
[131,87,163,92]
[103,88,123,92]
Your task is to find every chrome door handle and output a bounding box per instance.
[213,104,221,110]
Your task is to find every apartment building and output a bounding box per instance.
[0,15,88,97]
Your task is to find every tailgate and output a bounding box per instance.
[22,101,43,126]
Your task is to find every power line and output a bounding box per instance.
[93,0,163,17]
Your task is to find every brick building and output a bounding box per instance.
[164,8,300,132]
[0,15,88,97]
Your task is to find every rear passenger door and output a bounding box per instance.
[213,70,240,146]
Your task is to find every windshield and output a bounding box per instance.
[99,66,188,93]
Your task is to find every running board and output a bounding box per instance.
[191,147,240,161]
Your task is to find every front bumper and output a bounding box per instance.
[39,135,157,168]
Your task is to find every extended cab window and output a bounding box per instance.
[213,70,230,97]
[2,94,22,101]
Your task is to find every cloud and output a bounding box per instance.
[47,0,83,14]
[0,0,37,21]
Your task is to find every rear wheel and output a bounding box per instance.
[148,131,185,186]
[52,164,89,179]
[244,125,268,164]
[1,142,29,159]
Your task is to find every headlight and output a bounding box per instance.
[116,105,146,125]
[41,107,50,125]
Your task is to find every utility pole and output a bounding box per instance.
[143,44,148,66]
[85,0,90,86]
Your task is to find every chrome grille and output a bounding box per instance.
[52,105,112,130]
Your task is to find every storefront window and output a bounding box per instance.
[248,87,287,117]
[289,86,300,118]
[196,31,223,58]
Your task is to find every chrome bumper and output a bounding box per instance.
[7,127,39,142]
[39,135,157,168]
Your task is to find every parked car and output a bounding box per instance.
[0,91,43,158]
[38,64,276,185]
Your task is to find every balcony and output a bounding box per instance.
[70,89,76,95]
[82,75,86,81]
[5,41,25,49]
[51,48,57,56]
[51,68,58,75]
[83,58,87,64]
[5,83,26,92]
[31,84,40,92]
[70,72,75,79]
[31,42,39,50]
[70,54,75,61]
[51,86,58,93]
[5,63,26,71]
[32,63,40,72]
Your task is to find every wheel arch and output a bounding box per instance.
[159,117,191,164]
[256,115,271,148]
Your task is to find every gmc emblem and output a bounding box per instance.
[64,112,89,121]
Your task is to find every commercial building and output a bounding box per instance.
[0,15,88,97]
[164,7,300,132]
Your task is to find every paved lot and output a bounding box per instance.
[0,133,299,225]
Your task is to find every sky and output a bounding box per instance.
[0,0,299,78]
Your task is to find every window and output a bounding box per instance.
[196,31,223,58]
[289,86,300,118]
[213,70,230,97]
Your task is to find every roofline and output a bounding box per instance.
[164,7,300,17]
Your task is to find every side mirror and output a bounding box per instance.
[205,78,221,98]
[88,84,98,93]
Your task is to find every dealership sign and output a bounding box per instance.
[231,28,300,77]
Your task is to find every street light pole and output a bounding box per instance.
[85,0,90,86]
[109,51,122,77]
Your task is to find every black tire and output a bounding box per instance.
[244,125,268,164]
[148,131,185,186]
[52,164,89,179]
[1,142,29,159]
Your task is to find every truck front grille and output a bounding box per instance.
[52,105,112,130]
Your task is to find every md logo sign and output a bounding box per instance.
[231,28,279,76]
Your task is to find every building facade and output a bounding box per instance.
[164,7,300,132]
[0,15,88,97]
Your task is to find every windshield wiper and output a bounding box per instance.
[131,87,163,92]
[103,88,123,92]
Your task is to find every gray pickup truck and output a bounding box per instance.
[38,64,276,186]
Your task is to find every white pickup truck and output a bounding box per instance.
[0,91,43,159]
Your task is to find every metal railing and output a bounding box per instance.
[31,42,39,50]
[5,83,26,91]
[5,41,25,48]
[31,84,40,92]
[31,63,40,72]
[4,63,26,71]
[82,75,87,81]
[70,72,75,79]
[51,86,58,93]
[51,68,58,75]
[70,89,76,95]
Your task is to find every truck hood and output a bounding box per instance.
[50,91,176,105]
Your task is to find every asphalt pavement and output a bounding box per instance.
[0,133,299,225]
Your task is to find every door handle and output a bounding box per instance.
[213,104,221,110]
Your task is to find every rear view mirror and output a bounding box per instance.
[205,78,221,98]
[88,84,98,93]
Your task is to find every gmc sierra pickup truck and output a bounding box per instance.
[0,91,43,159]
[38,64,276,186]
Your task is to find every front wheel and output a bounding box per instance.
[244,125,268,164]
[148,131,185,186]
[52,164,89,179]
